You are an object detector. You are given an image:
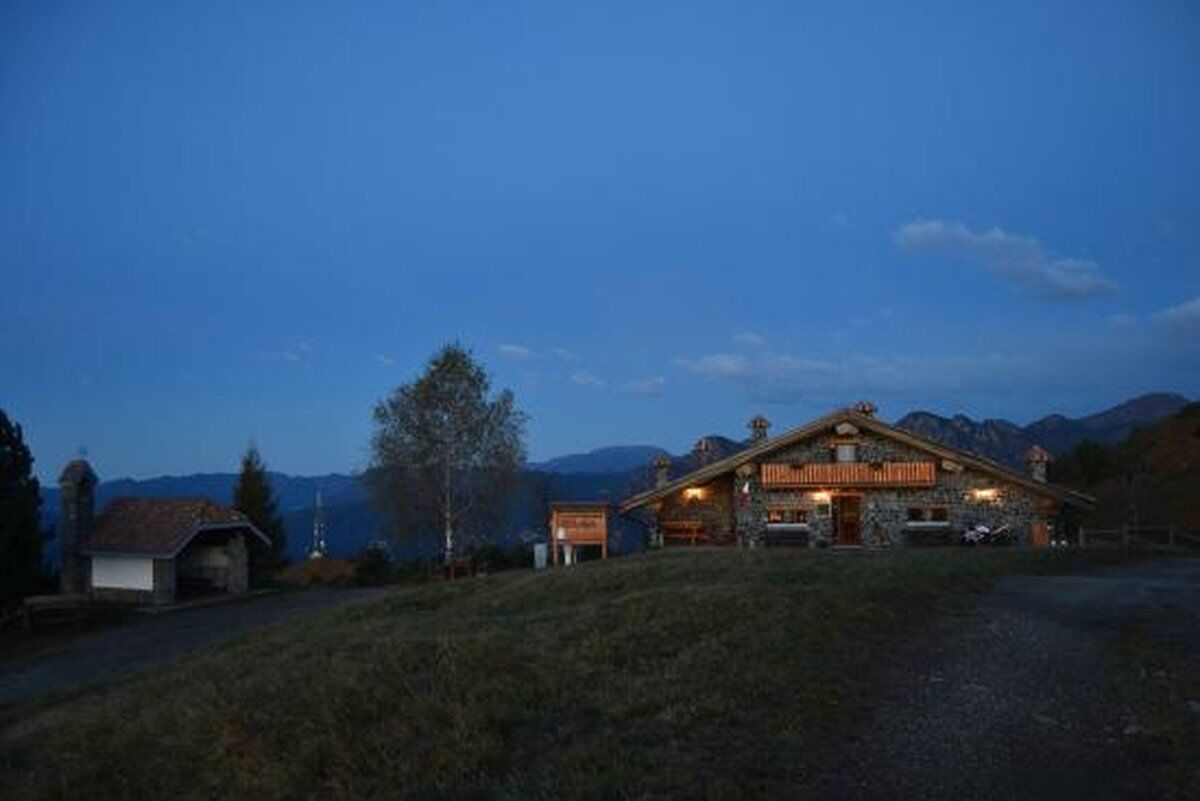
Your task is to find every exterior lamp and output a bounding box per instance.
[810,491,832,503]
[970,488,1000,503]
[683,487,705,501]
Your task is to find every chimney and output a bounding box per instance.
[748,415,771,442]
[1026,445,1052,483]
[653,453,672,488]
[853,400,877,418]
[693,437,714,467]
[58,459,97,594]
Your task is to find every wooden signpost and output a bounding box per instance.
[549,502,609,565]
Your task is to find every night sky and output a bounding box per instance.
[3,1,1198,482]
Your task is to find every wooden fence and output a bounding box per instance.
[1077,525,1200,550]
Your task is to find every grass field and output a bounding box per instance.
[0,548,1134,800]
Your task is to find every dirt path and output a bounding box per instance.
[0,585,399,703]
[810,559,1200,800]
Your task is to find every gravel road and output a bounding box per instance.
[809,559,1200,800]
[0,585,398,703]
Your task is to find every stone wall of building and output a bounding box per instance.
[734,464,766,547]
[760,429,1056,547]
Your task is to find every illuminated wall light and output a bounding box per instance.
[809,491,832,503]
[970,488,1000,502]
[683,487,705,501]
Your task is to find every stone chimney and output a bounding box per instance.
[1025,445,1052,483]
[653,453,672,488]
[748,415,771,442]
[693,437,714,467]
[853,400,877,418]
[58,459,97,594]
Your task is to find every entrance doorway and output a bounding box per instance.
[834,495,862,545]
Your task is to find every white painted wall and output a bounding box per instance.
[90,555,155,591]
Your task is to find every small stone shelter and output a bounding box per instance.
[620,404,1094,549]
[58,460,271,605]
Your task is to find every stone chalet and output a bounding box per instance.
[620,404,1094,549]
[58,460,271,605]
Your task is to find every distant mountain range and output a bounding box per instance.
[895,392,1191,467]
[532,445,667,475]
[38,392,1190,563]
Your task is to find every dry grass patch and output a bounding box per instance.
[0,548,1119,800]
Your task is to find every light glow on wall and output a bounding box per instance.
[683,487,705,501]
[969,488,1000,503]
[809,491,832,503]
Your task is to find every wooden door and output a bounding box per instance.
[835,496,861,545]
[1029,521,1049,549]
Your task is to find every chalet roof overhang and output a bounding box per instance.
[619,409,1096,514]
[81,521,272,559]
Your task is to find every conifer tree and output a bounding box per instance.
[233,445,287,564]
[0,410,45,609]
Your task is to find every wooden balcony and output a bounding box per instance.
[761,461,936,488]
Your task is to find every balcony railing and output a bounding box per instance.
[761,461,936,488]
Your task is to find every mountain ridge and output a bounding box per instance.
[37,392,1190,562]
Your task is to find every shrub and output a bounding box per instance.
[353,546,395,586]
[278,557,355,586]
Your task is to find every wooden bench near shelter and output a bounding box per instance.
[661,520,706,546]
[21,594,89,630]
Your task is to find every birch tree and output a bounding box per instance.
[368,344,526,562]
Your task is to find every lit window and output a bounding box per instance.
[767,507,807,525]
[907,506,950,524]
[835,443,857,462]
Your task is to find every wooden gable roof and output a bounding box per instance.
[81,496,271,557]
[619,408,1095,513]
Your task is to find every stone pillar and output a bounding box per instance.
[58,460,97,594]
[227,534,249,593]
[152,558,176,605]
[734,463,765,547]
[647,503,664,549]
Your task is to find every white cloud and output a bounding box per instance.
[498,343,534,361]
[894,219,1117,301]
[733,332,768,348]
[375,354,396,367]
[255,340,312,365]
[679,349,1036,404]
[624,376,666,396]
[1155,296,1200,337]
[569,370,606,388]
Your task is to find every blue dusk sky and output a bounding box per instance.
[3,0,1199,482]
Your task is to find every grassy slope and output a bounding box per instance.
[0,549,1122,800]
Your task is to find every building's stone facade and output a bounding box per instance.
[647,425,1061,549]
